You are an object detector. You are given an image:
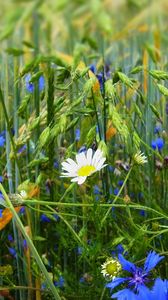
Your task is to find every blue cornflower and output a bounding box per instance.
[152,278,168,300]
[75,128,80,141]
[18,145,27,154]
[154,125,162,134]
[79,276,85,283]
[89,64,96,74]
[93,185,101,201]
[106,251,164,299]
[53,160,59,169]
[96,72,104,91]
[25,74,45,93]
[77,246,83,255]
[151,140,157,150]
[9,247,17,258]
[93,185,100,195]
[40,214,51,223]
[0,192,4,204]
[0,209,3,217]
[136,285,153,300]
[41,283,47,290]
[156,137,164,150]
[108,165,114,172]
[111,286,152,300]
[139,210,146,217]
[111,244,125,258]
[138,192,143,200]
[114,188,119,196]
[54,276,65,288]
[118,180,124,187]
[8,234,14,242]
[54,214,59,221]
[39,76,45,91]
[19,207,25,214]
[116,244,125,254]
[0,130,6,137]
[23,239,28,250]
[25,74,34,92]
[151,138,164,151]
[0,176,3,183]
[0,135,5,147]
[166,102,168,114]
[105,64,111,79]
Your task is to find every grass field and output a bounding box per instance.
[0,1,168,299]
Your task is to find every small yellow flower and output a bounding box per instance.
[133,151,147,165]
[123,194,131,204]
[101,258,121,280]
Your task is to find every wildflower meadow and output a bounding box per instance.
[0,0,168,299]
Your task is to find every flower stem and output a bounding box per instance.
[100,167,133,228]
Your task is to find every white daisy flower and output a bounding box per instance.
[61,148,107,185]
[101,258,121,280]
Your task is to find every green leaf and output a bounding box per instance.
[33,236,46,242]
[72,108,94,114]
[6,47,25,56]
[28,158,49,168]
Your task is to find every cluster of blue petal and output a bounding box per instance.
[25,74,45,93]
[89,64,111,92]
[106,251,165,299]
[151,137,164,150]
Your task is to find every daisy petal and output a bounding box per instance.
[62,161,72,171]
[92,149,104,166]
[76,152,87,167]
[97,163,107,171]
[86,148,93,165]
[77,176,87,185]
[66,158,78,169]
[61,172,77,177]
[71,177,80,182]
[95,157,106,170]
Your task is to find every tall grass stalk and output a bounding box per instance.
[0,183,61,300]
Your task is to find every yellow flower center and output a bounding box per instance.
[106,261,121,276]
[77,165,96,176]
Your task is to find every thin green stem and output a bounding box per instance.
[100,167,133,227]
[0,183,61,300]
[0,88,22,181]
[22,200,168,220]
